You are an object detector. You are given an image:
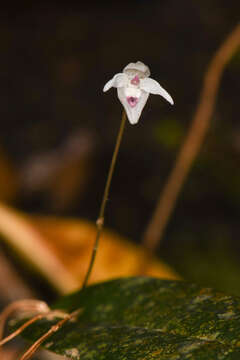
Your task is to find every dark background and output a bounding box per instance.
[1,1,240,294]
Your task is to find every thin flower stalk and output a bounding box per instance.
[82,110,127,288]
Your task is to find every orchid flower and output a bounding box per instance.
[103,61,174,125]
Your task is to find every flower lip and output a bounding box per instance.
[127,96,138,108]
[123,61,150,79]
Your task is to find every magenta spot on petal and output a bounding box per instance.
[131,75,140,85]
[127,96,138,108]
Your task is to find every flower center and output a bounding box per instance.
[127,96,138,107]
[130,75,140,85]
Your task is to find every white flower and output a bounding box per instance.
[103,61,174,125]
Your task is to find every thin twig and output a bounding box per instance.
[82,111,127,288]
[0,314,44,346]
[0,300,50,342]
[0,309,67,347]
[142,23,240,254]
[19,309,81,360]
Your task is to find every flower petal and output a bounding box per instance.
[140,78,174,105]
[123,61,150,78]
[103,73,128,92]
[117,88,149,125]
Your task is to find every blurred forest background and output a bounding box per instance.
[1,0,240,313]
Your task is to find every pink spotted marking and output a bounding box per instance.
[130,75,140,85]
[127,96,138,108]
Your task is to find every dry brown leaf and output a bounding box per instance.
[0,204,79,294]
[31,216,179,284]
[0,203,178,295]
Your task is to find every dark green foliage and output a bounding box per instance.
[14,277,240,359]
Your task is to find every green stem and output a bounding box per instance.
[82,111,127,289]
